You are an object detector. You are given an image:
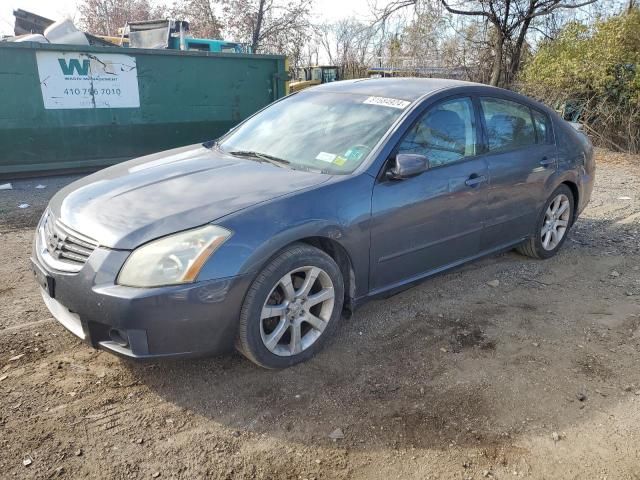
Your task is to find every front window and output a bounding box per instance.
[322,68,338,83]
[397,97,477,167]
[218,91,409,174]
[311,68,323,81]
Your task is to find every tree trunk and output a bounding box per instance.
[490,29,503,87]
[508,16,532,83]
[252,0,266,53]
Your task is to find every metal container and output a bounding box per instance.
[0,42,287,176]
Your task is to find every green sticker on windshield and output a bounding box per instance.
[344,147,365,162]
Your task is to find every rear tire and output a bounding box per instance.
[236,243,344,369]
[517,184,575,259]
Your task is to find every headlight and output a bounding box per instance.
[117,225,232,287]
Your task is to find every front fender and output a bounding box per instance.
[196,174,375,298]
[228,218,351,276]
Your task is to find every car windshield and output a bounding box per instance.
[217,91,410,174]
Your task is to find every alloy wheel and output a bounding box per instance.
[541,193,571,251]
[260,266,335,357]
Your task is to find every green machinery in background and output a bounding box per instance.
[289,66,340,93]
[0,41,287,176]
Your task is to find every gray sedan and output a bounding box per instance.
[31,78,595,368]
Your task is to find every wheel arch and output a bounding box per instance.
[296,236,357,313]
[544,171,580,224]
[240,233,358,315]
[560,180,580,224]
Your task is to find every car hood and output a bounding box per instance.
[49,144,331,249]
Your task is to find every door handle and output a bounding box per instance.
[539,156,555,166]
[465,174,487,187]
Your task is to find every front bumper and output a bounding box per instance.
[31,239,252,359]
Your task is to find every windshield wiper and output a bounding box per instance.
[228,150,290,167]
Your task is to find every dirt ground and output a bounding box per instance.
[1,149,639,480]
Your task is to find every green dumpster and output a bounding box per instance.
[0,42,288,176]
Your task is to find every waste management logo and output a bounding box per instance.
[36,51,140,109]
[58,58,91,76]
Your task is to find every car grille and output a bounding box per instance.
[39,212,98,271]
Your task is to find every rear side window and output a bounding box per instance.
[532,109,553,144]
[481,97,536,152]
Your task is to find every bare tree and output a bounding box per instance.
[377,0,598,86]
[298,41,319,68]
[78,0,163,36]
[317,19,382,78]
[433,16,495,82]
[168,0,224,38]
[401,7,448,69]
[223,0,312,53]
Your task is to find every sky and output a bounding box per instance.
[0,0,375,37]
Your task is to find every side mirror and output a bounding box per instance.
[387,153,429,180]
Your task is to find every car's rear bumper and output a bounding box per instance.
[31,246,252,359]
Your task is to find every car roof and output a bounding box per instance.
[310,77,558,118]
[312,77,484,101]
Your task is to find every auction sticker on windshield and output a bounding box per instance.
[363,96,411,109]
[315,152,337,162]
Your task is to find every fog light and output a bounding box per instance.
[109,328,129,347]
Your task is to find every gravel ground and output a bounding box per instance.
[0,149,639,479]
[0,175,83,233]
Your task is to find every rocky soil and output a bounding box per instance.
[0,149,639,479]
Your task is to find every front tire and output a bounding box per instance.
[517,184,575,259]
[236,243,344,369]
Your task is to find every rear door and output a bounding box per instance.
[479,97,558,248]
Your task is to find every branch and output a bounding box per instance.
[528,25,555,40]
[525,0,598,20]
[375,0,416,23]
[441,0,491,18]
[503,0,512,27]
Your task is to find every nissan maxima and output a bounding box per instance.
[32,78,595,368]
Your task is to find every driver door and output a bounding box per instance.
[369,96,489,292]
